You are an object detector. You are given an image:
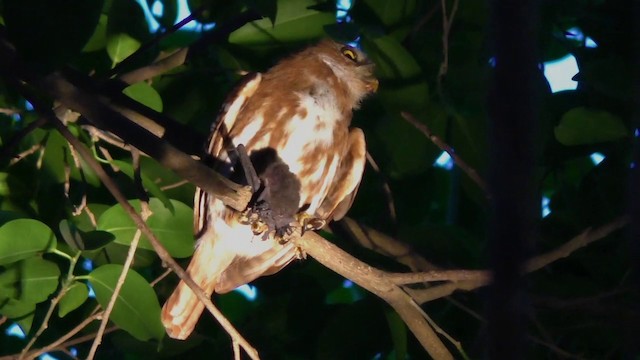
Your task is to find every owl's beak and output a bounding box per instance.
[366,78,379,93]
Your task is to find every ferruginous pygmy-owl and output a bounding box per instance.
[161,40,378,339]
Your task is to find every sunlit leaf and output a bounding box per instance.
[97,198,194,258]
[83,14,108,52]
[123,82,164,112]
[89,264,164,341]
[107,33,141,64]
[230,0,335,45]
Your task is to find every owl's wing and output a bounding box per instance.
[163,73,265,340]
[316,128,366,222]
[194,72,262,236]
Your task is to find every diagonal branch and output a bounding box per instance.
[0,33,251,212]
[401,112,490,199]
[295,231,455,360]
[30,105,260,359]
[409,215,629,304]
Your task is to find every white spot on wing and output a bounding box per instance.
[278,87,341,174]
[233,116,269,149]
[309,156,339,212]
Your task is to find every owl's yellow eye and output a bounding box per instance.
[341,47,358,62]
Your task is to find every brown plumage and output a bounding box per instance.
[161,40,377,340]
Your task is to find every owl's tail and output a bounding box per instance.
[161,231,233,340]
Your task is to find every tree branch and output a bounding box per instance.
[0,33,251,211]
[401,112,490,199]
[32,105,260,359]
[295,231,454,360]
[409,216,629,304]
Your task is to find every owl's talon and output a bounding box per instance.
[295,246,307,260]
[295,213,325,233]
[251,220,268,235]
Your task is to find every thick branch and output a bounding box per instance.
[37,72,251,211]
[0,34,251,212]
[39,109,259,359]
[296,232,454,360]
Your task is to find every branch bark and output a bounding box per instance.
[295,231,455,360]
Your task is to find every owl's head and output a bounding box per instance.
[312,40,378,103]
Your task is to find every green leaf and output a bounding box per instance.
[58,281,89,317]
[71,203,111,232]
[16,311,35,335]
[83,14,108,52]
[385,310,407,360]
[0,257,59,323]
[0,298,36,320]
[0,265,20,300]
[42,129,70,183]
[229,0,335,45]
[86,243,157,269]
[59,219,85,250]
[554,107,628,146]
[107,33,141,64]
[97,198,194,258]
[362,0,417,27]
[0,219,57,265]
[88,264,164,341]
[81,230,116,251]
[122,82,164,112]
[107,0,151,49]
[19,257,60,303]
[361,35,422,80]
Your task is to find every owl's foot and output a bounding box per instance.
[295,213,326,233]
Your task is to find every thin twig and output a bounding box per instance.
[410,216,629,303]
[33,104,260,359]
[338,217,440,271]
[365,151,397,225]
[86,228,142,359]
[9,312,105,360]
[19,251,82,358]
[437,0,460,87]
[119,48,188,85]
[0,116,47,165]
[150,268,172,287]
[0,107,20,115]
[160,179,189,191]
[106,10,200,79]
[401,112,490,199]
[8,143,43,166]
